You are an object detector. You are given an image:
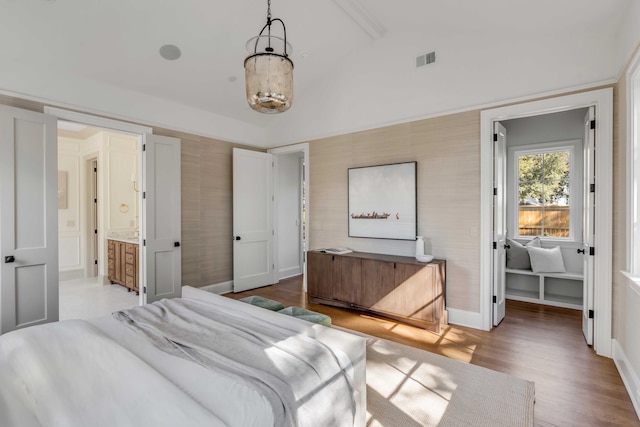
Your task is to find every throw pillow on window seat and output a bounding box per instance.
[506,237,541,270]
[526,246,566,273]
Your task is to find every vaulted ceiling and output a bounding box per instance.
[1,0,637,147]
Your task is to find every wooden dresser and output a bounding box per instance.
[107,239,139,294]
[307,250,446,332]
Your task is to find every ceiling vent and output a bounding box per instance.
[415,51,436,68]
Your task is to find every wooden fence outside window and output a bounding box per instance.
[518,205,570,237]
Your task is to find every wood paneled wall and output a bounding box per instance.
[309,111,482,312]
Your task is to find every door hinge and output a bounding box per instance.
[143,191,146,199]
[93,167,97,172]
[590,183,595,193]
[493,187,497,196]
[588,309,594,319]
[94,198,97,204]
[493,133,498,142]
[143,239,146,246]
[589,247,595,256]
[143,286,147,294]
[493,295,497,303]
[272,264,275,270]
[94,260,98,265]
[143,144,146,151]
[590,120,596,130]
[94,229,98,234]
[493,242,497,249]
[272,229,274,236]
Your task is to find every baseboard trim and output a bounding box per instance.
[446,307,484,330]
[612,339,640,418]
[195,281,234,295]
[278,267,302,280]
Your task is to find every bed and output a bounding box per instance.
[0,286,366,427]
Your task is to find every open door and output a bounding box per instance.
[233,148,275,292]
[143,134,182,303]
[0,106,58,333]
[582,107,596,345]
[493,122,508,326]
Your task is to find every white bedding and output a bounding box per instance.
[0,286,366,427]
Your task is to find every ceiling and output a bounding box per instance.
[0,0,637,147]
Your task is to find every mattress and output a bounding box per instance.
[0,286,366,427]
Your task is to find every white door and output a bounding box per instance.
[0,106,58,333]
[582,107,596,345]
[143,134,182,303]
[493,122,508,326]
[233,148,275,292]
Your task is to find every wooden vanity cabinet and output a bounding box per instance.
[107,239,139,294]
[307,251,446,332]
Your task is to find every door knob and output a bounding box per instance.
[174,242,180,247]
[235,236,241,241]
[4,256,15,263]
[577,248,586,254]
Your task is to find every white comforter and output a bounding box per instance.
[0,287,366,427]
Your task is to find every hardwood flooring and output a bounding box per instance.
[225,275,639,427]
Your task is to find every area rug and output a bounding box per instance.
[358,332,535,426]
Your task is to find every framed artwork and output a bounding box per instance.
[348,161,417,240]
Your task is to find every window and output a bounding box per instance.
[628,55,640,276]
[512,145,575,239]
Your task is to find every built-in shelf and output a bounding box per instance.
[506,268,583,310]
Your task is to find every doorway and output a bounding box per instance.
[270,143,310,291]
[479,88,613,357]
[494,109,591,336]
[57,122,141,319]
[231,143,310,293]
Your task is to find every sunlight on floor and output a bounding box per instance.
[356,313,479,363]
[59,277,139,320]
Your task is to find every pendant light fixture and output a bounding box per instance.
[244,0,293,114]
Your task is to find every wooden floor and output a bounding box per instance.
[226,275,639,427]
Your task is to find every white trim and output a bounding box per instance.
[480,88,613,358]
[621,271,640,293]
[612,339,640,418]
[626,49,640,275]
[44,107,153,135]
[268,143,311,292]
[272,79,617,147]
[446,307,483,330]
[196,281,234,295]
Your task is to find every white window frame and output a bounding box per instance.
[509,140,580,242]
[626,51,640,280]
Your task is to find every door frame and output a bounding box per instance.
[44,107,151,306]
[479,88,613,357]
[268,143,310,291]
[84,155,99,278]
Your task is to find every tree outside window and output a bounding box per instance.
[517,150,571,238]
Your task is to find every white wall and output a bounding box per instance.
[276,153,303,279]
